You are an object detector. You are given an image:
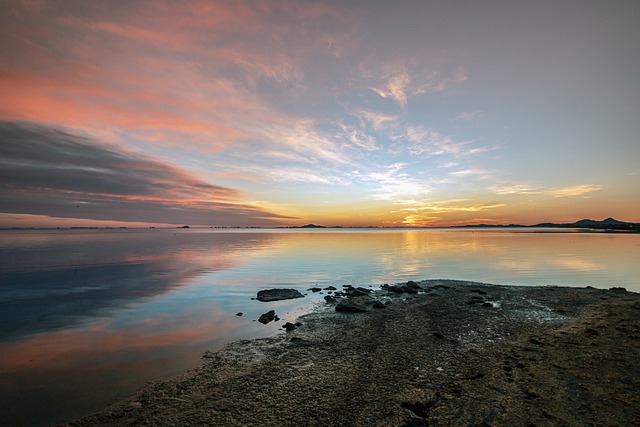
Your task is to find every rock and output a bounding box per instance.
[324,295,337,303]
[372,301,386,309]
[235,312,243,316]
[433,332,445,339]
[406,280,421,289]
[309,287,322,293]
[345,287,371,297]
[256,289,304,302]
[385,284,419,294]
[324,286,337,291]
[283,322,297,331]
[481,302,493,308]
[258,310,276,324]
[609,287,627,293]
[335,296,372,312]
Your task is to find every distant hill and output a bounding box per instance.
[533,217,638,231]
[451,218,638,232]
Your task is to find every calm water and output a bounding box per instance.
[1,228,638,425]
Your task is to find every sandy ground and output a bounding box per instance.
[64,280,640,426]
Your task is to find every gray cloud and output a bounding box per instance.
[0,121,293,226]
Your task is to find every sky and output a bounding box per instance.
[1,0,639,228]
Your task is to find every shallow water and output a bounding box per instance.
[1,228,638,425]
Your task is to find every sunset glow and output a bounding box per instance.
[1,0,638,227]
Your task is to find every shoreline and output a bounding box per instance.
[65,280,639,426]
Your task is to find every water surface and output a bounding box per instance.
[1,228,638,425]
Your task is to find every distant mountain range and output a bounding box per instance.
[456,217,639,231]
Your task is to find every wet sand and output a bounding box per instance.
[65,280,640,426]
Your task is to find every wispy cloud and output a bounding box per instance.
[399,200,506,213]
[365,163,432,202]
[548,185,605,197]
[356,110,399,131]
[364,61,468,107]
[449,168,494,179]
[452,110,483,121]
[406,126,470,156]
[337,122,379,151]
[490,183,604,197]
[0,122,291,226]
[490,184,543,195]
[371,69,412,106]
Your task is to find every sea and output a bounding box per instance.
[1,227,638,426]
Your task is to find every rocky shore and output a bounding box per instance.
[65,280,639,426]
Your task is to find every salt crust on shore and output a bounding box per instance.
[65,280,640,426]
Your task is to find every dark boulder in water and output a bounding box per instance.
[258,310,277,324]
[283,322,297,331]
[256,289,304,302]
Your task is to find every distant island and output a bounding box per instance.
[452,217,639,232]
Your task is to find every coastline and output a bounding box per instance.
[64,280,640,426]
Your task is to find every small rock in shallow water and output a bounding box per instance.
[324,295,337,303]
[258,310,276,324]
[283,322,297,331]
[256,289,304,302]
[236,312,243,316]
[309,287,322,293]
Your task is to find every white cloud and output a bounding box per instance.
[269,168,347,185]
[366,163,432,202]
[258,121,349,165]
[449,168,492,178]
